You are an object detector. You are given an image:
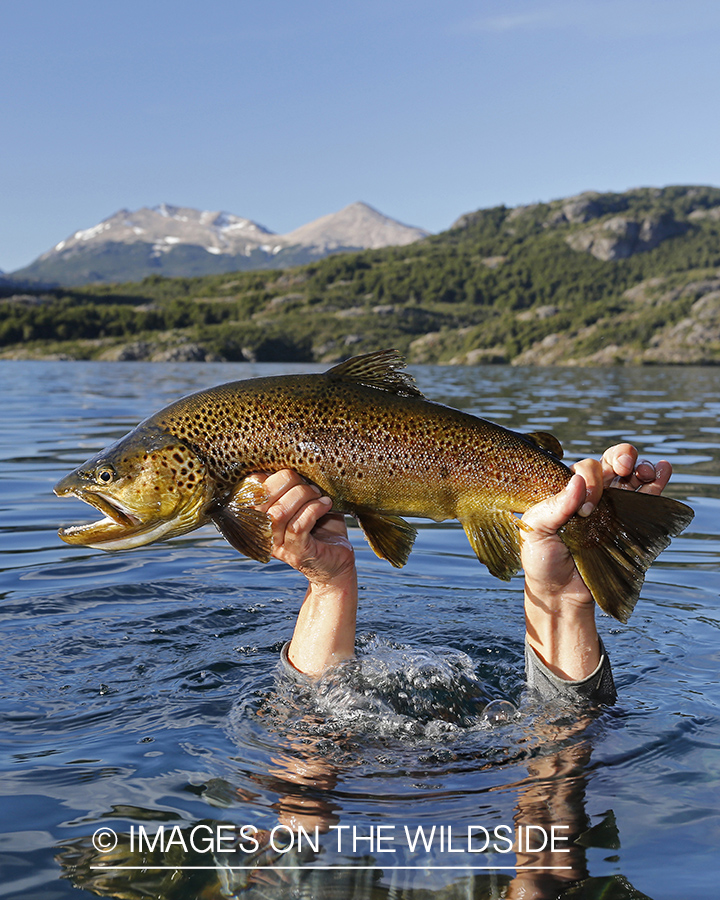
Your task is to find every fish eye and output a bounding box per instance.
[96,466,116,484]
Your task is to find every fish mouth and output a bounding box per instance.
[55,488,145,546]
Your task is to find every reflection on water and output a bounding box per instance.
[0,361,718,900]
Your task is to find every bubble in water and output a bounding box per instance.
[479,699,518,725]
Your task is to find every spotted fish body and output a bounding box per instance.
[55,350,694,622]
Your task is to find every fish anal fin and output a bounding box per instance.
[326,349,424,398]
[354,508,417,567]
[560,488,694,623]
[210,479,273,562]
[525,431,564,459]
[460,509,522,581]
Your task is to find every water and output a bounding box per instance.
[0,360,718,900]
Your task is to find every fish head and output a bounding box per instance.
[54,425,214,550]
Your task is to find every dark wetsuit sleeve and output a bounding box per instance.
[525,637,617,705]
[279,640,311,683]
[278,640,360,683]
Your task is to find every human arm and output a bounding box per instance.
[252,470,358,677]
[521,443,672,684]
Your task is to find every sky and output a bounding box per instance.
[2,0,720,273]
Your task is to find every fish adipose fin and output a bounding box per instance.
[460,510,522,581]
[525,431,564,459]
[354,508,418,568]
[327,349,425,398]
[560,488,694,623]
[209,479,273,563]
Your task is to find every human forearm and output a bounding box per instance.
[524,586,600,681]
[254,469,359,678]
[287,571,358,676]
[521,445,672,685]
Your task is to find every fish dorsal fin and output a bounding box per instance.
[326,350,424,398]
[525,431,564,459]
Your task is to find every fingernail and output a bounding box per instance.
[579,501,594,517]
[636,459,656,479]
[618,453,634,473]
[318,496,332,506]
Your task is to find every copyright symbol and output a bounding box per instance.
[92,827,118,852]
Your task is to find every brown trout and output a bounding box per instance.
[54,349,693,622]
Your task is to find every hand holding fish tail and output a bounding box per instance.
[521,444,674,682]
[521,473,600,683]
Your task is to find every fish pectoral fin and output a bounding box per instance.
[326,349,425,398]
[210,479,273,562]
[525,431,564,459]
[460,510,521,581]
[353,508,417,568]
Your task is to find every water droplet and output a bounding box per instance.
[479,699,517,725]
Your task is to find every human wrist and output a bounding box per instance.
[305,564,358,598]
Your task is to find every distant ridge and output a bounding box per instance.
[3,185,720,366]
[10,202,429,286]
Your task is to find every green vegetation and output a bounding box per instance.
[3,186,720,365]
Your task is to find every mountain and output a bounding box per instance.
[9,202,429,286]
[3,184,720,366]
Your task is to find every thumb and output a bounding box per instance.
[522,474,588,536]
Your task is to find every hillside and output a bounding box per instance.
[2,185,719,366]
[8,202,429,286]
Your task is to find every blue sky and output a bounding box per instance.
[3,0,720,272]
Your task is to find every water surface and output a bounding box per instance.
[0,361,718,899]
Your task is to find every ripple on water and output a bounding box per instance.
[1,361,719,899]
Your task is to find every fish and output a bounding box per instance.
[54,349,694,623]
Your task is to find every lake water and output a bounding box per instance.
[0,360,718,900]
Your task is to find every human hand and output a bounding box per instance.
[521,444,672,680]
[251,470,356,590]
[521,443,672,608]
[253,470,359,676]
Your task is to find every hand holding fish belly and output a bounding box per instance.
[250,470,356,590]
[254,470,358,676]
[53,350,694,624]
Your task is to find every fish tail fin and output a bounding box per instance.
[560,488,694,623]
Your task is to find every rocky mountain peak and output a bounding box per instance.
[14,202,429,285]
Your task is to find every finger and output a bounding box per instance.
[279,496,334,543]
[522,473,588,536]
[267,483,330,530]
[569,458,603,516]
[633,459,657,484]
[254,470,319,512]
[638,459,672,495]
[600,443,637,485]
[269,493,333,559]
